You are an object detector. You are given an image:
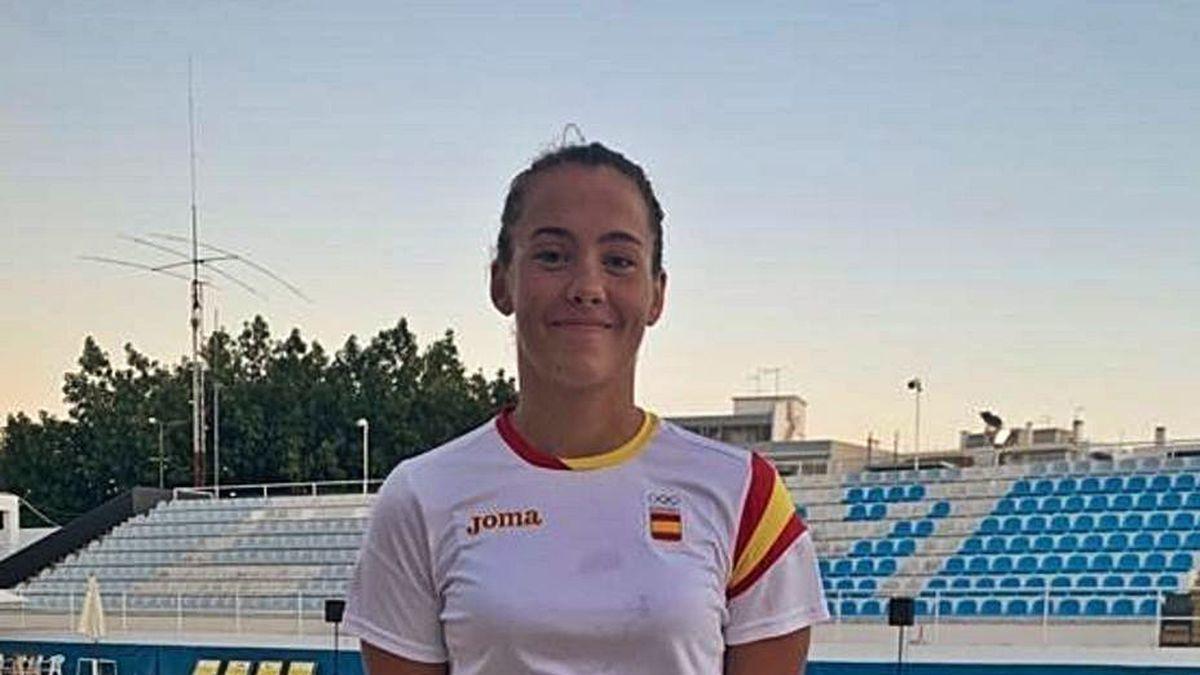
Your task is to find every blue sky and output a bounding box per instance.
[3,2,1197,450]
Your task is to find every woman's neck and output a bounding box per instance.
[510,374,644,460]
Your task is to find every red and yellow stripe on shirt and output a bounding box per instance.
[649,508,683,541]
[727,453,806,599]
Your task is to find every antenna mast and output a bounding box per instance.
[188,57,206,488]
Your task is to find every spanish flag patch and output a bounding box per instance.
[646,490,683,542]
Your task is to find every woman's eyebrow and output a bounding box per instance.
[530,226,573,240]
[599,231,644,247]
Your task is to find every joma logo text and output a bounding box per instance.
[466,509,544,536]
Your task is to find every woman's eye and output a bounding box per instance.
[533,250,566,266]
[604,255,636,271]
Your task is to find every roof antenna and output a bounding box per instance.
[81,57,308,488]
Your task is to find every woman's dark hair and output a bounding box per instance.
[497,142,665,273]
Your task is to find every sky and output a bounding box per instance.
[2,2,1198,452]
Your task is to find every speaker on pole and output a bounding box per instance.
[888,596,915,627]
[325,599,346,675]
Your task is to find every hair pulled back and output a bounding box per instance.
[497,142,665,273]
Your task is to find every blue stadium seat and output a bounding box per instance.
[1002,517,1022,535]
[1055,534,1078,553]
[1103,476,1124,493]
[875,540,895,556]
[1116,553,1140,572]
[844,487,864,504]
[980,599,1003,616]
[846,504,867,521]
[928,501,951,518]
[1012,480,1032,496]
[853,559,875,576]
[836,579,855,590]
[1033,535,1054,553]
[1057,598,1082,616]
[968,556,990,575]
[832,560,853,577]
[945,557,966,575]
[1173,474,1196,492]
[1085,495,1109,513]
[868,504,887,520]
[851,540,872,557]
[1158,532,1182,551]
[1102,575,1125,589]
[1169,552,1193,572]
[1080,477,1102,494]
[1111,598,1135,615]
[819,559,831,577]
[1129,574,1152,589]
[1125,476,1147,493]
[1010,536,1030,554]
[1090,553,1114,573]
[1077,575,1098,588]
[1112,494,1134,511]
[1066,554,1088,573]
[927,577,947,590]
[1085,598,1108,616]
[937,599,954,616]
[860,599,883,615]
[839,600,859,617]
[859,578,878,591]
[1189,493,1200,511]
[986,537,1006,554]
[1071,515,1095,533]
[956,599,978,616]
[1040,555,1063,573]
[951,577,971,590]
[1138,598,1158,616]
[1049,515,1071,535]
[1018,498,1038,515]
[915,520,935,537]
[1144,553,1167,572]
[999,576,1022,589]
[1120,513,1144,532]
[1148,512,1170,532]
[992,556,1014,574]
[907,485,926,501]
[1006,598,1030,616]
[980,517,999,535]
[1031,599,1047,615]
[893,520,913,538]
[867,487,886,503]
[1157,575,1179,590]
[1056,478,1078,495]
[1186,532,1200,550]
[962,537,983,554]
[975,577,995,589]
[1136,493,1159,511]
[1161,493,1183,510]
[886,486,906,503]
[1097,513,1120,531]
[1025,516,1047,534]
[1064,495,1086,513]
[1024,576,1046,588]
[896,539,916,556]
[1171,513,1196,531]
[1034,480,1054,496]
[878,558,898,576]
[1149,475,1172,493]
[1017,555,1039,573]
[1081,534,1103,553]
[1105,533,1129,552]
[1051,575,1072,588]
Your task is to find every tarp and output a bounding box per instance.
[76,575,106,641]
[0,588,27,605]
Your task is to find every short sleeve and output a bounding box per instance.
[724,453,830,645]
[343,466,447,664]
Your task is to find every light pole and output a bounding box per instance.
[906,378,923,461]
[148,417,186,489]
[213,382,221,498]
[356,418,369,494]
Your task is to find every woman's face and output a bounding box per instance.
[492,163,666,392]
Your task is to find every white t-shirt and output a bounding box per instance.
[344,410,829,674]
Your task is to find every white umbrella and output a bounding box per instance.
[0,589,25,605]
[76,575,106,641]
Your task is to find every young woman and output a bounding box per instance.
[344,143,829,674]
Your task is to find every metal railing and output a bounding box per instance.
[173,479,384,501]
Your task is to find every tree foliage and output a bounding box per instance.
[0,316,516,525]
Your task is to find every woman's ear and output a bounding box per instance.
[647,269,667,326]
[490,260,514,316]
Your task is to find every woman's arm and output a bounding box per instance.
[724,627,811,675]
[361,641,447,675]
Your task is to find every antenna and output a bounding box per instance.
[560,123,586,146]
[80,58,307,488]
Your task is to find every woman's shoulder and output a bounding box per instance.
[653,419,757,482]
[376,416,503,497]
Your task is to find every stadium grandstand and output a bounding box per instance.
[3,407,1200,673]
